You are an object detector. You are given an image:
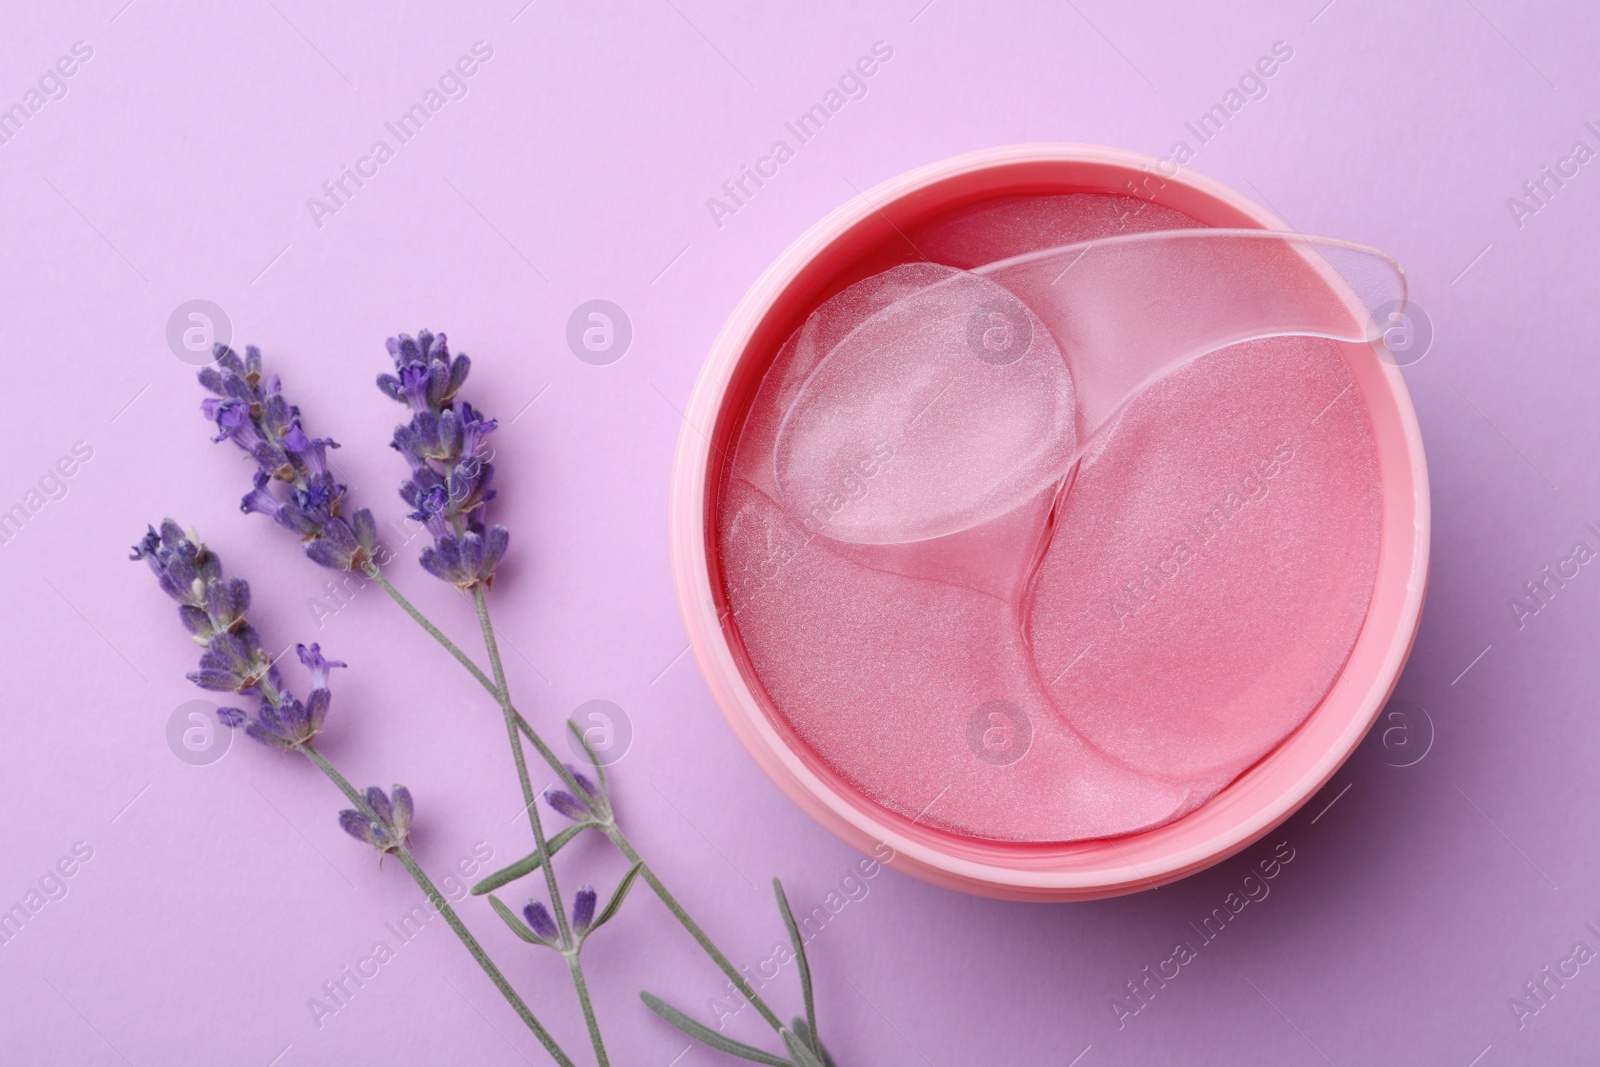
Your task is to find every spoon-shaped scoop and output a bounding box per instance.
[976,228,1406,448]
[772,229,1405,553]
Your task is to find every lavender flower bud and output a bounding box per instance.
[458,529,486,578]
[339,785,411,859]
[543,788,591,822]
[522,901,558,943]
[565,765,599,802]
[205,577,249,631]
[352,510,377,555]
[179,605,215,643]
[303,688,330,735]
[339,809,381,847]
[437,408,463,457]
[187,671,240,693]
[365,785,393,824]
[246,716,290,750]
[447,354,470,398]
[391,785,414,838]
[482,526,510,580]
[571,886,597,934]
[418,536,463,585]
[375,369,404,403]
[426,357,450,409]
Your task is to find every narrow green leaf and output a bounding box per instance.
[487,893,543,945]
[781,1028,824,1067]
[773,878,818,1055]
[567,717,610,796]
[639,992,789,1066]
[790,1020,838,1067]
[471,824,590,895]
[583,863,643,940]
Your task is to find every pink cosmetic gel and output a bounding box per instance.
[670,145,1428,900]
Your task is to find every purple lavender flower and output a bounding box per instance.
[419,526,509,589]
[522,901,559,944]
[378,330,510,591]
[543,764,606,823]
[339,809,392,849]
[206,576,250,632]
[188,626,276,694]
[298,642,345,689]
[392,785,415,831]
[339,784,414,858]
[132,519,219,609]
[249,692,325,750]
[197,344,379,574]
[571,886,597,934]
[132,520,344,751]
[543,788,590,822]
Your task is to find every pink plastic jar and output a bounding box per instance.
[668,143,1429,901]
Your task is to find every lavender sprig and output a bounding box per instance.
[373,331,814,1060]
[378,330,508,590]
[131,520,575,1067]
[199,345,379,573]
[377,329,608,1061]
[489,858,644,1067]
[132,520,338,749]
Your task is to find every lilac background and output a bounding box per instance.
[1,1,1596,1064]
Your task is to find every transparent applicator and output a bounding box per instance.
[769,229,1407,601]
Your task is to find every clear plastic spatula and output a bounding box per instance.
[976,228,1406,446]
[772,229,1406,551]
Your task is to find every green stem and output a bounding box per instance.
[566,953,609,1067]
[300,745,575,1067]
[471,585,573,949]
[380,577,787,1034]
[369,567,498,695]
[606,826,785,1032]
[372,570,593,799]
[472,585,608,1065]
